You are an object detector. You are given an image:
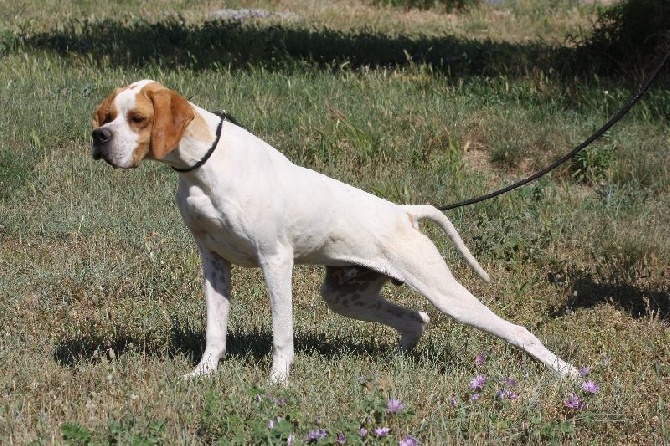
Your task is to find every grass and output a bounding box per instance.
[0,0,668,444]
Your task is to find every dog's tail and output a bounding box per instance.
[402,205,490,283]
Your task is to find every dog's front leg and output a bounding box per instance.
[183,247,232,379]
[260,252,295,385]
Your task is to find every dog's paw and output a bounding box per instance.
[549,358,581,380]
[418,311,430,325]
[399,311,430,352]
[269,370,290,387]
[181,361,218,380]
[560,364,581,380]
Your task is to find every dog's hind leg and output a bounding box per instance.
[401,205,490,282]
[388,235,579,377]
[320,266,429,351]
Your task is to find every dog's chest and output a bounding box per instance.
[177,185,259,267]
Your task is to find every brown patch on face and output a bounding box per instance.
[139,82,195,161]
[125,90,155,166]
[92,87,121,128]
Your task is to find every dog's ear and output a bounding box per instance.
[145,85,195,159]
[92,88,121,128]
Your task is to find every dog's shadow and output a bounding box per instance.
[549,269,670,320]
[53,322,394,368]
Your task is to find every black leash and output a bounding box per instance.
[438,50,670,211]
[172,111,240,173]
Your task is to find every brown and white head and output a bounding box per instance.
[91,80,195,169]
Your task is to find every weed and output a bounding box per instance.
[571,143,615,185]
[61,423,93,445]
[0,28,16,54]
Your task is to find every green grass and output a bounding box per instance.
[0,0,668,444]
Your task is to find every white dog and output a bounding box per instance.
[91,80,578,383]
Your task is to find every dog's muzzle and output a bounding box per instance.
[91,127,112,161]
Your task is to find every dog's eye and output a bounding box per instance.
[129,114,147,125]
[102,114,113,125]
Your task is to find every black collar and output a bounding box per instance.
[171,111,226,173]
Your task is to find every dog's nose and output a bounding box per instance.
[91,127,112,160]
[92,127,112,145]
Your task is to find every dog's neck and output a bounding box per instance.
[159,105,222,173]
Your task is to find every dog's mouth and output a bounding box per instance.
[91,146,104,161]
[91,145,117,168]
[91,127,119,168]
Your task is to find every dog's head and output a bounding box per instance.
[91,80,195,169]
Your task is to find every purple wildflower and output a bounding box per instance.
[287,434,295,445]
[470,393,480,401]
[475,351,487,367]
[306,429,328,441]
[470,374,487,390]
[579,367,591,377]
[496,377,519,400]
[387,398,405,413]
[359,427,368,438]
[564,392,585,411]
[374,427,391,437]
[497,389,519,400]
[581,380,600,394]
[502,377,517,388]
[336,433,346,444]
[399,434,419,446]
